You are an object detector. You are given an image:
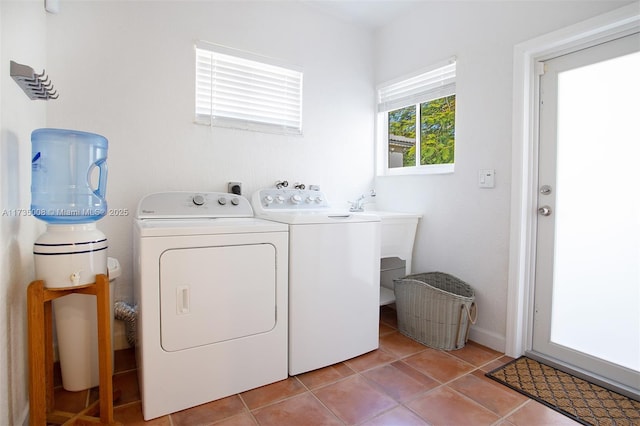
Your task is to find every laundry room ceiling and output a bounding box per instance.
[302,0,421,29]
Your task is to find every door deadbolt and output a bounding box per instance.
[540,185,552,195]
[538,206,552,216]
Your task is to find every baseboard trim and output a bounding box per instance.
[469,326,505,353]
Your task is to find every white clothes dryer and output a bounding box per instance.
[252,187,380,376]
[134,192,288,420]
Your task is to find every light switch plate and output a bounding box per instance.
[479,169,495,188]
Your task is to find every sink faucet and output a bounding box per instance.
[349,189,376,212]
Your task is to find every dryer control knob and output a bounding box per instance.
[218,197,227,205]
[230,197,240,206]
[290,195,302,204]
[264,195,274,205]
[275,195,285,204]
[306,196,316,203]
[192,195,205,206]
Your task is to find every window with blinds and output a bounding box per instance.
[195,42,303,135]
[377,58,456,175]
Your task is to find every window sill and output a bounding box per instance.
[378,163,455,176]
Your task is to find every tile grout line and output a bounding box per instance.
[353,365,430,425]
[305,386,350,425]
[237,389,261,426]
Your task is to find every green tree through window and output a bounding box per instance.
[388,105,416,139]
[388,95,455,168]
[421,95,455,165]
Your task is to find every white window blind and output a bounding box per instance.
[196,42,303,135]
[377,59,456,112]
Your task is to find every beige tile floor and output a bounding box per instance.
[52,306,579,425]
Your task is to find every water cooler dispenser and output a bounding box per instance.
[31,128,114,391]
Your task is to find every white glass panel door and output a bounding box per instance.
[532,32,640,396]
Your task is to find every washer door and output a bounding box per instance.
[159,244,277,352]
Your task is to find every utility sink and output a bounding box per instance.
[365,211,422,305]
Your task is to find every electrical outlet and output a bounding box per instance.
[228,182,242,195]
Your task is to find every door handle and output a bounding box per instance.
[177,285,190,314]
[538,206,552,216]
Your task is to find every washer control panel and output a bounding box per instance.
[137,191,253,219]
[252,188,330,214]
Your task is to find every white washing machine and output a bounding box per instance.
[252,187,380,375]
[134,192,288,420]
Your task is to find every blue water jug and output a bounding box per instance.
[31,128,108,223]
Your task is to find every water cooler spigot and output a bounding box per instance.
[70,271,82,286]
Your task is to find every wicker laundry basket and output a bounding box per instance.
[393,272,477,350]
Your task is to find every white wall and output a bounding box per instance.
[45,1,376,310]
[2,2,634,421]
[373,1,632,351]
[0,2,47,424]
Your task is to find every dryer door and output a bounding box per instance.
[159,243,277,352]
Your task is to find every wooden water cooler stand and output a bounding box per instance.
[27,273,120,425]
